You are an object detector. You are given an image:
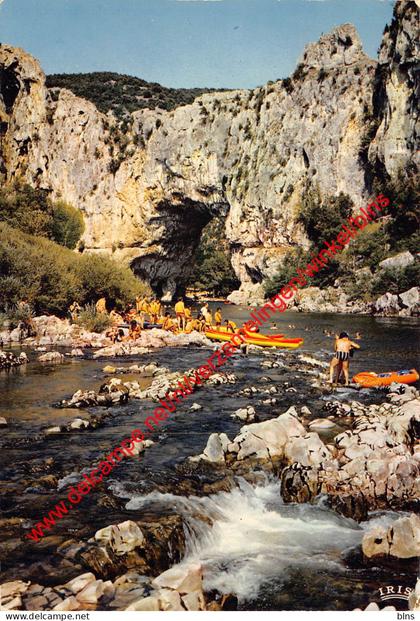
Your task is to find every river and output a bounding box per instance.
[0,308,418,610]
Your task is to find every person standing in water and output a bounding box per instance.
[329,331,360,386]
[174,297,186,330]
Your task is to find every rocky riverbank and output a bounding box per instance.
[0,315,212,349]
[228,283,420,317]
[189,382,419,517]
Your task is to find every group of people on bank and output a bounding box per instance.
[68,296,236,342]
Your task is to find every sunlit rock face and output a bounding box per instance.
[0,0,417,300]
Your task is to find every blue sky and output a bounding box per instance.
[0,0,395,88]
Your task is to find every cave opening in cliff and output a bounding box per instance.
[0,64,20,112]
[129,201,238,300]
[185,211,240,298]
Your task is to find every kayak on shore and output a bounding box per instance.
[353,368,419,387]
[205,328,304,349]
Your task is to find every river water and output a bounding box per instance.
[0,308,418,610]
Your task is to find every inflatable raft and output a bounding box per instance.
[352,368,419,387]
[205,328,303,349]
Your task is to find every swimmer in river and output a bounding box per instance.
[329,331,360,386]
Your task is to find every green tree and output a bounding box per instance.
[187,216,239,296]
[338,224,390,273]
[372,263,420,296]
[51,201,85,249]
[0,181,84,249]
[0,181,53,237]
[298,190,353,245]
[264,247,309,298]
[373,173,420,253]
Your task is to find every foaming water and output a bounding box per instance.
[116,477,364,601]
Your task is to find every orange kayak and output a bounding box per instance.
[353,368,419,387]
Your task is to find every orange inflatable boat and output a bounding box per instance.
[352,368,419,387]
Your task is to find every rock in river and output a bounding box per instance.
[94,521,145,556]
[362,513,420,559]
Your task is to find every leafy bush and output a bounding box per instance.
[0,302,34,329]
[75,304,112,333]
[342,269,374,303]
[0,223,152,316]
[337,224,390,301]
[372,173,420,252]
[282,78,293,94]
[266,191,353,290]
[292,64,306,81]
[372,263,420,296]
[264,248,309,298]
[298,190,353,245]
[51,201,85,249]
[75,253,151,308]
[338,224,390,273]
[0,181,52,237]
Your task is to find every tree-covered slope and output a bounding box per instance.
[46,72,225,118]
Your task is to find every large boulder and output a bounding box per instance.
[227,283,265,306]
[202,433,228,463]
[75,579,114,605]
[295,286,338,313]
[233,407,305,461]
[125,596,160,611]
[379,251,414,271]
[191,432,231,464]
[152,563,202,594]
[64,573,96,594]
[374,292,400,316]
[231,406,256,422]
[399,287,420,315]
[284,432,333,467]
[94,521,144,556]
[362,514,420,559]
[281,463,321,504]
[38,351,65,363]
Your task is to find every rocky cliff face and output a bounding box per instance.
[0,0,418,301]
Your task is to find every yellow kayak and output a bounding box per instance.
[205,329,303,349]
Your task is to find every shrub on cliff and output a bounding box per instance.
[338,224,390,272]
[0,181,84,249]
[0,181,52,237]
[373,173,420,253]
[0,223,151,315]
[50,201,85,249]
[372,262,420,296]
[298,190,353,244]
[264,248,309,298]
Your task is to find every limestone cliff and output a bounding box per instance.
[0,0,418,301]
